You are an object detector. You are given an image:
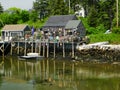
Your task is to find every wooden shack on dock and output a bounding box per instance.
[42,15,86,42]
[1,24,31,41]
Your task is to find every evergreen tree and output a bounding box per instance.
[33,0,49,19]
[87,6,98,27]
[52,0,69,15]
[97,0,115,29]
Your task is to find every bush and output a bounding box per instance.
[112,27,120,34]
[89,33,120,44]
[86,27,96,34]
[86,24,106,35]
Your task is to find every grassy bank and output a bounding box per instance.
[88,33,120,44]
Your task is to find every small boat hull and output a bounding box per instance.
[27,53,39,56]
[18,55,44,60]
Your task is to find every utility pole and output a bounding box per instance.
[69,0,71,14]
[116,0,118,28]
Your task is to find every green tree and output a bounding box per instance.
[33,0,49,19]
[0,7,30,26]
[87,6,98,27]
[29,10,38,22]
[79,0,100,16]
[33,0,69,16]
[0,3,3,14]
[97,0,115,29]
[20,10,30,23]
[51,0,69,15]
[0,12,10,24]
[81,0,115,31]
[0,2,3,28]
[6,7,21,24]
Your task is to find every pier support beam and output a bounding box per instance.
[24,40,27,56]
[43,41,45,57]
[10,42,13,55]
[72,42,75,58]
[0,42,4,57]
[63,41,65,58]
[47,40,49,58]
[17,42,20,54]
[39,40,41,56]
[54,42,56,58]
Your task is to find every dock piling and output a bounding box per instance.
[72,41,75,58]
[17,42,20,54]
[24,40,27,56]
[63,41,65,58]
[54,41,56,58]
[39,40,41,56]
[47,40,49,58]
[10,42,13,55]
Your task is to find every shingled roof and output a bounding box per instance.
[2,24,30,31]
[65,20,81,29]
[44,15,78,27]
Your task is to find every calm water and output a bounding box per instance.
[0,56,120,90]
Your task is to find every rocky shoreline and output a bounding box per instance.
[76,41,120,62]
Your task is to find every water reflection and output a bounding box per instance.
[0,57,120,90]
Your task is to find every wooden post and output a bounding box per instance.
[63,40,65,58]
[35,41,37,53]
[3,41,4,57]
[47,39,49,58]
[24,40,27,56]
[43,40,45,57]
[0,42,4,57]
[17,42,20,54]
[39,39,41,56]
[31,41,33,53]
[54,41,56,58]
[53,32,56,58]
[10,42,13,55]
[72,41,75,58]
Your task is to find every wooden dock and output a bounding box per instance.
[9,40,78,58]
[0,41,11,57]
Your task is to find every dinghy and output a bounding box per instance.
[18,53,44,60]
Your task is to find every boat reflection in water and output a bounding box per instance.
[0,56,120,90]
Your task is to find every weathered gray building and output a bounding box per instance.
[42,15,86,41]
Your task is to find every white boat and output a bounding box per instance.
[27,53,39,56]
[18,53,44,60]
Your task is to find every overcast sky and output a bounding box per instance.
[0,0,35,10]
